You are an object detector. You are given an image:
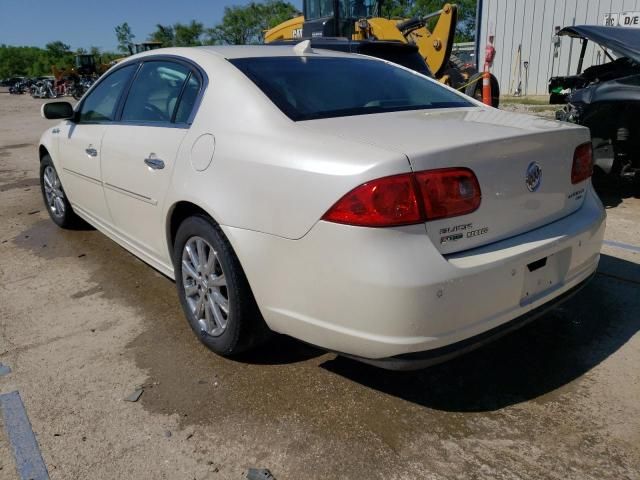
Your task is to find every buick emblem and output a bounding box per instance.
[525,162,542,192]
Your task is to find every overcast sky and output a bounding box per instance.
[0,0,303,51]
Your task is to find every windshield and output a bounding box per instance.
[304,0,334,19]
[230,56,471,121]
[304,0,381,20]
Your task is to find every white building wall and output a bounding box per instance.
[478,0,640,95]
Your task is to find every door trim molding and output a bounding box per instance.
[103,182,158,206]
[64,167,158,206]
[62,168,102,186]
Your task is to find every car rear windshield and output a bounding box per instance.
[230,56,471,121]
[357,48,432,77]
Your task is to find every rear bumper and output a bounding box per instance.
[348,272,595,370]
[223,186,606,360]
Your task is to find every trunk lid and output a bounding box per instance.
[302,107,592,254]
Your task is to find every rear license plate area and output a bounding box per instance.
[520,248,571,306]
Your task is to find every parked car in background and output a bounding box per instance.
[38,44,605,369]
[1,76,25,87]
[552,26,640,184]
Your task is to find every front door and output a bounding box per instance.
[100,60,202,259]
[57,63,138,223]
[57,123,108,220]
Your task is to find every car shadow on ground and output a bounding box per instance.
[319,254,640,412]
[233,334,326,365]
[593,175,640,209]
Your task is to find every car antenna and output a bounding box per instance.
[293,40,313,55]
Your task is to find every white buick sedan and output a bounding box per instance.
[39,44,605,369]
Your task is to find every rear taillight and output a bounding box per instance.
[321,173,421,227]
[572,142,593,184]
[322,168,481,227]
[414,168,482,221]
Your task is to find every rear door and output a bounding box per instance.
[100,59,204,259]
[57,64,137,222]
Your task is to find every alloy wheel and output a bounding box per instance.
[43,165,66,218]
[181,236,229,337]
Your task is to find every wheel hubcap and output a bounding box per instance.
[43,165,65,218]
[182,236,229,337]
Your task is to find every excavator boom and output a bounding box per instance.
[393,4,458,77]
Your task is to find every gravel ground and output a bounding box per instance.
[1,93,639,480]
[500,102,559,118]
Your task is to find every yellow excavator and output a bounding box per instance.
[265,1,499,106]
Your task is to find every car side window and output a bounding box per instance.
[121,61,190,124]
[78,64,137,123]
[174,74,202,124]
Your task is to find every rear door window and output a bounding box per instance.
[121,61,191,124]
[174,74,202,124]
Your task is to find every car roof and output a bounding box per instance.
[270,38,420,52]
[131,44,363,61]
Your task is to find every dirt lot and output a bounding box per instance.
[0,92,639,480]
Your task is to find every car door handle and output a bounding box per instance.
[85,147,98,157]
[144,158,165,170]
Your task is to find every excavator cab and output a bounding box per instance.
[302,0,382,38]
[74,54,97,76]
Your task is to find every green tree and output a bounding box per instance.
[260,0,300,30]
[115,22,135,55]
[208,0,298,45]
[381,0,413,17]
[44,41,70,56]
[149,24,175,47]
[174,20,205,46]
[0,43,121,79]
[44,41,74,74]
[0,45,36,77]
[208,5,258,44]
[148,21,204,47]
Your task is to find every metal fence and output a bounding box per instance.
[476,0,640,96]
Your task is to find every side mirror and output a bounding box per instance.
[41,101,74,120]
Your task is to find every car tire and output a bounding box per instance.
[173,215,270,356]
[40,155,83,229]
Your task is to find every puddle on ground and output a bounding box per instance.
[0,177,40,192]
[0,143,35,159]
[0,143,34,151]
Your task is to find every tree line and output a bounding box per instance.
[1,0,476,79]
[0,42,121,79]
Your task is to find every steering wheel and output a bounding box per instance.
[142,103,167,122]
